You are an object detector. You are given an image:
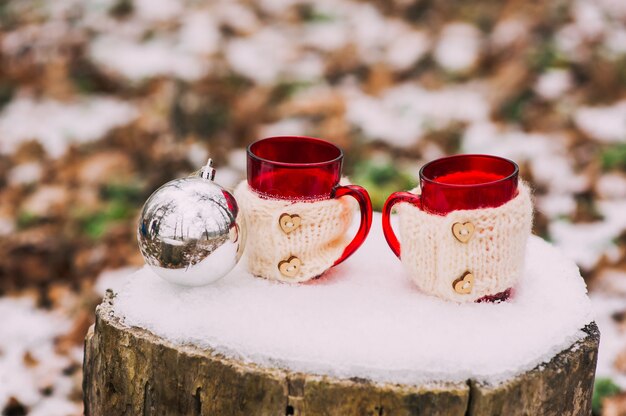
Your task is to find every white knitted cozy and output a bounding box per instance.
[234,180,357,283]
[397,182,533,302]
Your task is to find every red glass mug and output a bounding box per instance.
[248,135,373,266]
[382,154,519,258]
[382,154,520,302]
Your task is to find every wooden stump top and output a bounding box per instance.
[85,295,599,415]
[104,226,595,386]
[84,221,600,415]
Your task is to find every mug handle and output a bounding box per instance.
[382,191,422,259]
[332,184,373,266]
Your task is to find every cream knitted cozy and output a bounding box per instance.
[397,182,533,302]
[234,181,357,283]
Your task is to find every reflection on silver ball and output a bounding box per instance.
[137,169,245,286]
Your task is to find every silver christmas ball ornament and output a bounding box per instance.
[137,159,245,286]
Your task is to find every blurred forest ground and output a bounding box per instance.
[0,0,626,414]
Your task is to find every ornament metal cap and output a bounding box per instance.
[199,158,216,181]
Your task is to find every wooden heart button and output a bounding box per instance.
[278,256,302,278]
[279,213,301,234]
[452,221,475,243]
[453,272,474,295]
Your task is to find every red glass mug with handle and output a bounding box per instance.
[382,154,530,303]
[238,135,373,282]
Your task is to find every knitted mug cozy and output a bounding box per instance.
[397,181,533,302]
[234,180,356,283]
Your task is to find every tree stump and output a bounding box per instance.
[84,292,599,416]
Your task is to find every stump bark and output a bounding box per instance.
[84,293,599,415]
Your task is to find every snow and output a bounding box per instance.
[345,83,489,147]
[112,213,592,385]
[178,12,221,55]
[434,23,482,72]
[385,29,429,71]
[597,173,626,199]
[133,0,183,22]
[303,21,349,52]
[303,2,429,69]
[605,27,626,56]
[420,142,446,161]
[94,267,137,297]
[349,4,390,63]
[574,101,626,143]
[90,35,210,82]
[2,22,73,60]
[0,96,137,158]
[595,268,626,296]
[28,397,82,416]
[549,200,626,270]
[260,118,310,138]
[185,142,209,170]
[226,29,296,84]
[534,69,572,100]
[555,24,586,62]
[0,297,77,413]
[591,292,626,388]
[7,162,43,186]
[288,53,325,81]
[536,193,577,218]
[213,2,260,34]
[227,29,323,83]
[302,2,412,62]
[21,186,68,218]
[549,221,617,270]
[227,148,248,173]
[531,154,589,194]
[463,122,588,194]
[0,218,15,236]
[257,0,299,15]
[573,0,606,38]
[596,0,626,18]
[213,166,243,190]
[491,18,528,49]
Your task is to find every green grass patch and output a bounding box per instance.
[498,89,534,123]
[81,181,144,239]
[16,211,39,229]
[528,42,567,72]
[101,182,145,205]
[81,200,134,239]
[0,82,14,111]
[601,143,626,171]
[270,80,315,103]
[299,4,336,22]
[592,378,622,415]
[109,0,133,18]
[351,160,417,211]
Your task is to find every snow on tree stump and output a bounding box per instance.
[84,220,599,415]
[84,295,598,415]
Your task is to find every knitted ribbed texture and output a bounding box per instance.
[234,180,356,283]
[397,182,533,302]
